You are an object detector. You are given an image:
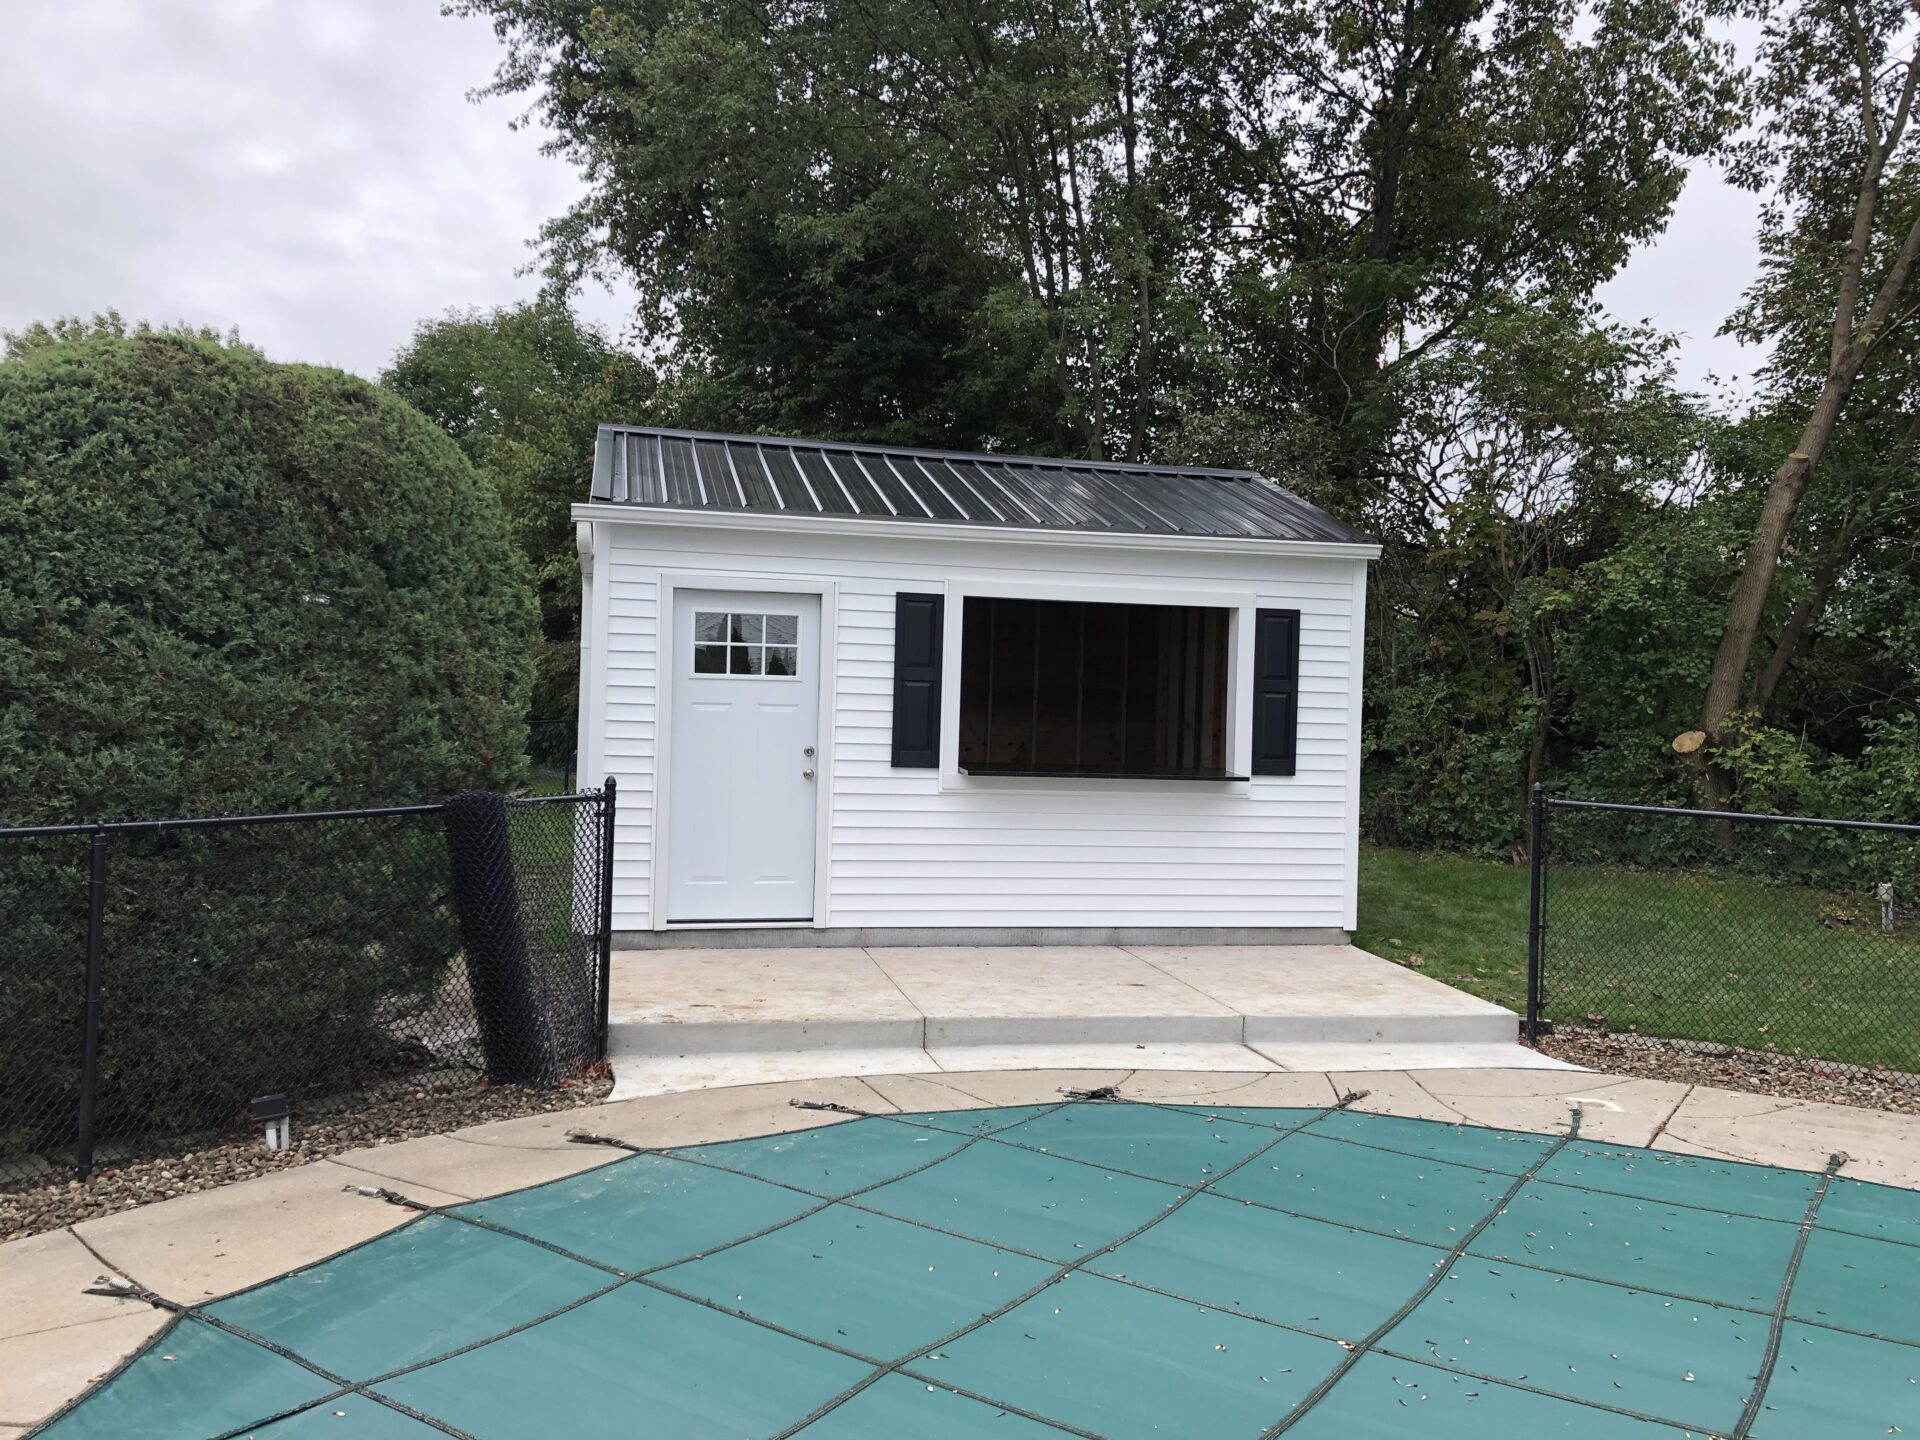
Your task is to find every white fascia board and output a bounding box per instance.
[569,501,1383,561]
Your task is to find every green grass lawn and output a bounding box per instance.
[1355,843,1919,1072]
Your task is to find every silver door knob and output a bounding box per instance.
[802,768,815,781]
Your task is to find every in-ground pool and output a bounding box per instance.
[32,1098,1920,1438]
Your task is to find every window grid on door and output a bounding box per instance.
[692,610,800,677]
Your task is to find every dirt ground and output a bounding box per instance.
[1540,1028,1920,1114]
[1,1070,611,1242]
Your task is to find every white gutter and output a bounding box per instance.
[569,501,1383,561]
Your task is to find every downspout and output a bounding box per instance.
[575,519,597,788]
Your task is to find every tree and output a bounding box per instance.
[384,303,658,758]
[1698,0,1920,803]
[451,0,1243,458]
[1361,304,1715,847]
[1154,0,1739,521]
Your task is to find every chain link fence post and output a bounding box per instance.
[1524,783,1549,1045]
[75,825,108,1180]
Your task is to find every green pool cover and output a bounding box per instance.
[32,1099,1920,1439]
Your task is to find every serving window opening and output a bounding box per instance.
[957,597,1238,779]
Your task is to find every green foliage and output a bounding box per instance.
[383,303,657,757]
[0,332,535,819]
[1360,842,1920,1070]
[0,332,537,1153]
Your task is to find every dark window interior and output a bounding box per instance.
[958,597,1234,778]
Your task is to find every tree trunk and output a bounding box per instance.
[1696,363,1856,806]
[1745,462,1895,718]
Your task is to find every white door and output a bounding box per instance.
[667,589,821,922]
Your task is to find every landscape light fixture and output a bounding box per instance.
[251,1093,292,1151]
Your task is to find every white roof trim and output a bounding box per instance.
[571,500,1383,560]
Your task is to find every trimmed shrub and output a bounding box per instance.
[0,335,537,1160]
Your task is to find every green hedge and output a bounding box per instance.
[0,335,536,1160]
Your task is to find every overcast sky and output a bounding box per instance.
[2,0,1764,398]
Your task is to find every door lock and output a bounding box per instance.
[803,746,815,757]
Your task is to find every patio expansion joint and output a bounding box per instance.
[1405,1071,1476,1123]
[854,946,928,1023]
[1115,945,1251,1040]
[1644,1083,1695,1147]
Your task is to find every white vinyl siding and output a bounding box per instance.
[583,518,1366,933]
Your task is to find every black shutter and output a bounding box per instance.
[1251,608,1300,776]
[891,592,944,768]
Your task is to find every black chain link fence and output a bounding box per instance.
[1526,790,1920,1077]
[0,786,613,1189]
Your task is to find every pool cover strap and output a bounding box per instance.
[1730,1149,1845,1439]
[1260,1105,1584,1436]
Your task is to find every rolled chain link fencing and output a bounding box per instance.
[1527,790,1920,1078]
[0,786,614,1189]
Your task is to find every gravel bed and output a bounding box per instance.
[1540,1029,1920,1114]
[2,1070,612,1243]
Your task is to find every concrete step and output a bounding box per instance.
[604,943,1537,1098]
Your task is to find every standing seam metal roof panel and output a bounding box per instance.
[588,426,1374,547]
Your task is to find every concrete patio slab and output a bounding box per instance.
[544,1075,884,1151]
[0,1229,148,1342]
[1252,1040,1575,1071]
[1115,1069,1346,1107]
[71,1160,466,1306]
[1657,1086,1920,1188]
[1129,944,1517,1044]
[323,1132,619,1201]
[926,1041,1280,1072]
[869,945,1238,1020]
[857,1069,1133,1114]
[1339,1068,1693,1146]
[609,947,915,1025]
[608,1045,940,1100]
[605,942,1539,1095]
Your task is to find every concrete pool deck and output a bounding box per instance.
[6,1064,1920,1434]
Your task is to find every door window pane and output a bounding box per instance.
[692,610,801,678]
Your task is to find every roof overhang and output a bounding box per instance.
[571,500,1383,561]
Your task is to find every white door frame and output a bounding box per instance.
[651,571,838,930]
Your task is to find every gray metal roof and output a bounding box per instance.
[587,425,1372,546]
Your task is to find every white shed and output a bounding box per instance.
[573,426,1380,947]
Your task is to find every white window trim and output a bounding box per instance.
[936,575,1258,794]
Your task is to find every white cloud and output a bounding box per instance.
[0,0,632,378]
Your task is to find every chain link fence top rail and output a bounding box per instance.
[1530,793,1920,1077]
[0,788,612,1190]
